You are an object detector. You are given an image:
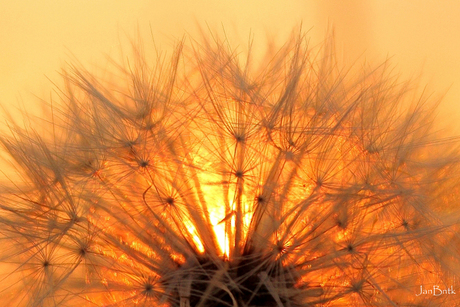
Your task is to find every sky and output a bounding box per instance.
[1,0,460,131]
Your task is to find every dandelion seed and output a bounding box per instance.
[1,29,460,307]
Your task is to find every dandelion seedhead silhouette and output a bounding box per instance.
[1,30,460,306]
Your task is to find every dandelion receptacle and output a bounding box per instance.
[1,30,460,306]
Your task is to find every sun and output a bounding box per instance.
[0,30,460,307]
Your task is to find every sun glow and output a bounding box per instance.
[184,220,205,254]
[201,181,254,258]
[209,210,230,257]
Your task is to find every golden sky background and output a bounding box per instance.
[1,1,460,131]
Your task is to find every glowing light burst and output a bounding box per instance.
[1,31,460,306]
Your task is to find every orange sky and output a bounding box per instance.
[1,1,460,131]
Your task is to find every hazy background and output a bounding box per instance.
[1,0,460,131]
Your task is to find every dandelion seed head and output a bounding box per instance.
[1,28,460,307]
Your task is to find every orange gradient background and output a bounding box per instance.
[1,0,460,131]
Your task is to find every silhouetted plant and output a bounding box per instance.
[1,30,460,306]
